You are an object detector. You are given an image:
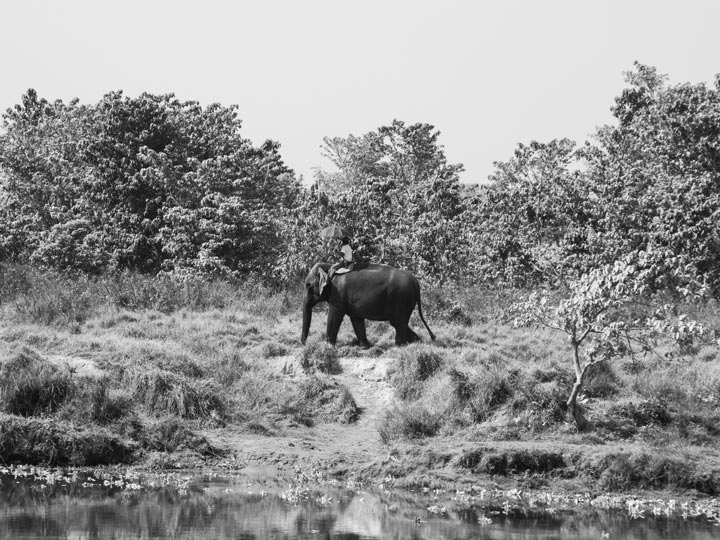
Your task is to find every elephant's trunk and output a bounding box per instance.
[301,296,313,344]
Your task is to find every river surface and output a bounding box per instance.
[1,468,719,540]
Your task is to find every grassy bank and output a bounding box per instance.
[0,264,719,496]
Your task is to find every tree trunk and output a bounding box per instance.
[567,378,589,431]
[567,338,590,431]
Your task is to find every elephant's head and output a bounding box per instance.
[301,263,331,344]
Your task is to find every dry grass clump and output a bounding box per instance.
[298,375,359,424]
[260,341,289,358]
[57,377,133,426]
[389,344,444,400]
[0,347,73,416]
[137,417,221,456]
[447,365,513,423]
[124,368,226,422]
[301,341,340,374]
[230,371,358,427]
[377,403,440,443]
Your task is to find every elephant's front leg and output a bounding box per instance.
[326,306,345,345]
[350,317,371,348]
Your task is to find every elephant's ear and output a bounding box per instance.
[317,267,328,294]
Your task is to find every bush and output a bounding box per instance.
[0,347,73,416]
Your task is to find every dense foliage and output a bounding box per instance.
[0,90,299,277]
[2,63,720,293]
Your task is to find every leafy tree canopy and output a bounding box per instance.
[0,89,300,277]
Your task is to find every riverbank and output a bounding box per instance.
[1,267,719,499]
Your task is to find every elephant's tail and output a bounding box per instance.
[416,290,436,341]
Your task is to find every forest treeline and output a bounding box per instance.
[1,63,719,293]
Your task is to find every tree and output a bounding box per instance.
[301,120,466,284]
[463,139,598,286]
[0,90,300,277]
[515,250,707,430]
[586,63,720,294]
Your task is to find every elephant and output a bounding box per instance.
[301,262,436,347]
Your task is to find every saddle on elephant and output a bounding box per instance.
[320,262,355,295]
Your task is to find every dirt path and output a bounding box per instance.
[211,357,396,478]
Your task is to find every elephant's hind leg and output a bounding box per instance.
[407,328,421,343]
[393,324,409,345]
[350,317,371,348]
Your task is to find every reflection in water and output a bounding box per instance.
[0,472,718,540]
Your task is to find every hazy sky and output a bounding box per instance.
[1,1,719,184]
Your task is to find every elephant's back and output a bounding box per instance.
[343,263,418,291]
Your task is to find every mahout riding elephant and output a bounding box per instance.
[301,262,436,347]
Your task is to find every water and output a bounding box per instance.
[1,468,718,540]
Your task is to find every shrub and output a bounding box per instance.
[0,347,73,416]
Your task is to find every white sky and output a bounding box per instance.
[1,1,719,184]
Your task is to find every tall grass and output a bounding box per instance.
[1,263,719,475]
[0,347,73,416]
[124,368,226,422]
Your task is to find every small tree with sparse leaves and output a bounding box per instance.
[514,250,708,431]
